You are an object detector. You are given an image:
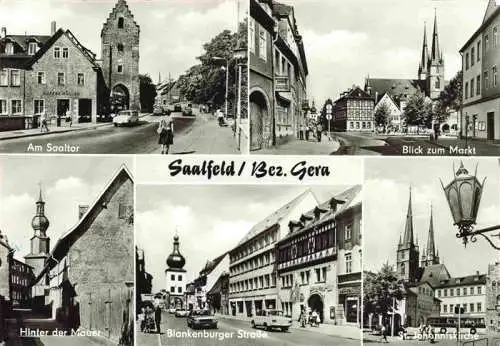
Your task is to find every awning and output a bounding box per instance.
[276,91,292,104]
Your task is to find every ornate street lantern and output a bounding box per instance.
[440,161,500,249]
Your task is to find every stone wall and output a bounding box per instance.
[0,244,10,300]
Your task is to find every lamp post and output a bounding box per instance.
[440,161,500,249]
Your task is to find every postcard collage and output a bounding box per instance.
[0,0,500,345]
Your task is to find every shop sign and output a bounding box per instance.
[42,90,80,97]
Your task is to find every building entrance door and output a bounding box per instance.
[78,99,92,123]
[487,112,495,140]
[307,294,324,323]
[57,99,70,117]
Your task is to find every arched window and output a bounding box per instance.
[497,294,500,306]
[118,17,124,29]
[400,263,405,275]
[117,43,124,52]
[435,77,440,89]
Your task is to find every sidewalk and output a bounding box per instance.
[154,114,239,154]
[0,122,111,141]
[215,313,361,340]
[257,135,340,155]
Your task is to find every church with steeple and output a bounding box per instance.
[365,11,446,116]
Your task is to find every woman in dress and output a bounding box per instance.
[158,114,174,154]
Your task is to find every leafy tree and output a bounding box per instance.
[434,70,463,125]
[176,19,248,116]
[139,74,157,112]
[374,103,391,127]
[363,263,406,319]
[402,91,432,127]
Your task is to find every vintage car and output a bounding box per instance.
[186,310,218,329]
[182,104,193,116]
[168,307,177,314]
[173,103,182,112]
[174,309,189,318]
[112,110,139,126]
[251,309,292,332]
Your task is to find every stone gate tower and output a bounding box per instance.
[101,0,140,111]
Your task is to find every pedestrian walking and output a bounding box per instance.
[299,125,304,140]
[316,123,322,142]
[305,125,311,141]
[157,114,174,154]
[298,307,306,327]
[65,109,72,127]
[40,112,50,132]
[216,108,225,126]
[380,323,388,343]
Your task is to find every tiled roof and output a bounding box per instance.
[235,189,316,247]
[280,185,362,242]
[436,273,487,288]
[416,263,451,287]
[366,78,427,103]
[2,35,51,51]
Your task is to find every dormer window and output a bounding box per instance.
[28,42,37,55]
[118,17,124,29]
[5,42,13,55]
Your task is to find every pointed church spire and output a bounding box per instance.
[37,181,44,203]
[420,22,429,70]
[403,186,415,245]
[426,203,437,260]
[431,9,440,61]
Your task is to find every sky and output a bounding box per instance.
[135,184,349,292]
[279,0,490,105]
[0,155,133,261]
[0,0,245,81]
[364,157,500,278]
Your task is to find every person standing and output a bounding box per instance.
[154,303,162,334]
[216,109,225,126]
[65,108,72,127]
[316,122,322,142]
[40,111,50,132]
[158,114,174,154]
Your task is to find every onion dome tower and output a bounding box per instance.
[165,232,186,309]
[25,185,51,277]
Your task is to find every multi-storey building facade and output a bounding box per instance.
[249,0,308,151]
[136,247,153,314]
[486,261,500,331]
[228,190,318,318]
[0,231,13,304]
[193,253,230,314]
[460,0,500,140]
[0,0,140,131]
[276,185,361,326]
[332,87,374,132]
[9,258,34,308]
[435,273,486,319]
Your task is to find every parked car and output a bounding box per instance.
[153,106,163,116]
[113,110,139,126]
[175,309,189,318]
[168,307,176,314]
[174,103,182,112]
[187,310,218,329]
[182,103,193,116]
[251,310,292,332]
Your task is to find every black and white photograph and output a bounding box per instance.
[0,156,134,345]
[0,0,248,154]
[249,0,500,156]
[363,157,500,345]
[135,184,361,346]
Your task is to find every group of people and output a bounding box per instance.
[298,307,321,328]
[298,123,323,142]
[138,297,163,334]
[39,110,73,132]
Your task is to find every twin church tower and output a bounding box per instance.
[396,187,440,283]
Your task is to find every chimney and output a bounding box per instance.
[51,21,56,35]
[1,27,6,39]
[78,205,89,219]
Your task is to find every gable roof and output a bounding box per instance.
[33,164,133,284]
[29,29,99,69]
[101,0,140,37]
[483,0,499,24]
[279,185,362,243]
[336,86,373,103]
[461,0,500,52]
[416,263,451,287]
[234,189,317,248]
[375,92,402,110]
[366,78,427,103]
